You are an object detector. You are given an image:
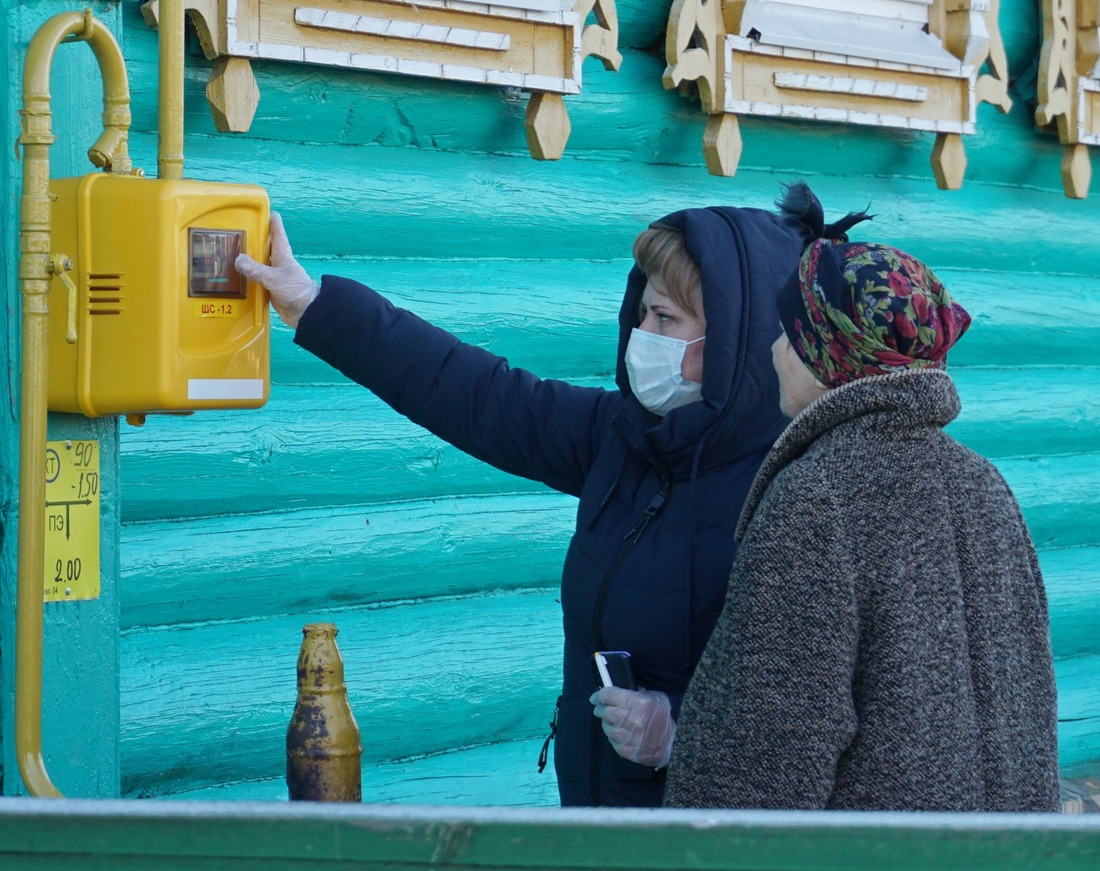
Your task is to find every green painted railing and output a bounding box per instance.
[1,799,1099,870]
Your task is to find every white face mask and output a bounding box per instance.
[625,328,705,416]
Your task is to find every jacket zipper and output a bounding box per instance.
[589,421,671,805]
[590,539,635,805]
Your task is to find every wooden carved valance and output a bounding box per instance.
[663,0,1011,189]
[142,0,621,162]
[1036,0,1100,198]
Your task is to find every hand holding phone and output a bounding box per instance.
[592,650,637,690]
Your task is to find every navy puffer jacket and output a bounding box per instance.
[294,206,801,806]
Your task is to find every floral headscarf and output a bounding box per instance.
[775,184,971,388]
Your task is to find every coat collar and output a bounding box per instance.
[735,369,962,541]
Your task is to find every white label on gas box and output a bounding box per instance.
[187,378,264,400]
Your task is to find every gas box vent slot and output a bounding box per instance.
[87,274,123,316]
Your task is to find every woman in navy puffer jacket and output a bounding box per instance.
[237,203,801,806]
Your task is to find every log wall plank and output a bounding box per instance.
[120,589,563,796]
[120,492,575,628]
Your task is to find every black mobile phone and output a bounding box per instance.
[592,651,637,690]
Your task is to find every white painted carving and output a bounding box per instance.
[438,0,572,23]
[666,0,997,182]
[294,8,512,51]
[145,0,619,161]
[774,71,928,102]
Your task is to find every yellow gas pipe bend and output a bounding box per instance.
[16,9,132,798]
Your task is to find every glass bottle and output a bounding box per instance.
[286,622,362,801]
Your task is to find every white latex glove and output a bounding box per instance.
[235,211,319,328]
[589,686,676,769]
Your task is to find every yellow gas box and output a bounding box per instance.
[47,172,270,417]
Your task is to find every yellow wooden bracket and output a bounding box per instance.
[142,0,621,161]
[1036,0,1100,198]
[664,0,1011,189]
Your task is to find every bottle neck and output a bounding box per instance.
[296,624,347,694]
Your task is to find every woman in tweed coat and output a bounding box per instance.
[663,185,1060,812]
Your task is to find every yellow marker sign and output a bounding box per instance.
[43,439,100,602]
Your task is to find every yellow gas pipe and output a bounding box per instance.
[15,8,132,798]
[156,0,184,180]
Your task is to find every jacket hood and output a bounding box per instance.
[615,205,803,475]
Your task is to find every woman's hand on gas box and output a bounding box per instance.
[234,211,319,329]
[589,686,676,769]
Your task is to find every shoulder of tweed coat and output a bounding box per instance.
[663,369,1060,812]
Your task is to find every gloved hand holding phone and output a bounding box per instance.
[589,686,676,769]
[235,211,319,329]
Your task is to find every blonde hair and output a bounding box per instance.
[632,227,702,319]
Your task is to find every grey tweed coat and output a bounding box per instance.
[663,369,1060,811]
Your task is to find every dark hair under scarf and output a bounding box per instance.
[774,182,972,388]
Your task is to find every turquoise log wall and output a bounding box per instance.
[2,0,1098,804]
